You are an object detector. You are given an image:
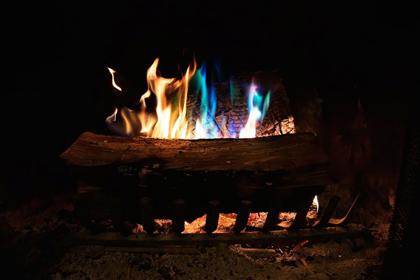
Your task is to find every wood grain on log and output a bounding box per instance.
[60,132,327,173]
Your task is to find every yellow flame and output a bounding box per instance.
[313,195,319,213]
[137,58,196,138]
[107,67,122,91]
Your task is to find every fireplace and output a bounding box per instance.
[0,2,414,279]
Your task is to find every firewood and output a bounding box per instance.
[60,131,328,179]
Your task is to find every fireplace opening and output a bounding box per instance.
[1,2,415,279]
[59,56,368,239]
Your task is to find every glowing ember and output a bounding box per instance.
[106,58,288,139]
[133,208,321,234]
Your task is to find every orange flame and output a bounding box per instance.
[107,67,122,92]
[137,58,196,138]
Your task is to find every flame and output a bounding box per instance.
[107,67,122,92]
[105,58,281,139]
[191,64,219,138]
[137,58,196,138]
[313,195,319,213]
[106,108,117,123]
[240,82,271,138]
[105,107,140,136]
[105,69,142,136]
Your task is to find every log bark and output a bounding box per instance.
[60,132,327,173]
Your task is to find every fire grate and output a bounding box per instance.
[60,131,368,245]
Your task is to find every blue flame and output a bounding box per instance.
[189,63,271,139]
[230,79,239,106]
[262,91,271,120]
[193,63,220,138]
[249,85,270,122]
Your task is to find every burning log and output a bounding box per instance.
[60,131,327,175]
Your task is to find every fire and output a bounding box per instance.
[137,58,196,139]
[313,195,319,213]
[107,67,122,92]
[106,58,283,139]
[239,82,271,138]
[190,63,219,138]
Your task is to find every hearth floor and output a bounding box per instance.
[0,190,388,280]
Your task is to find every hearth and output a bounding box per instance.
[1,2,414,279]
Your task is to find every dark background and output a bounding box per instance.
[1,1,416,213]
